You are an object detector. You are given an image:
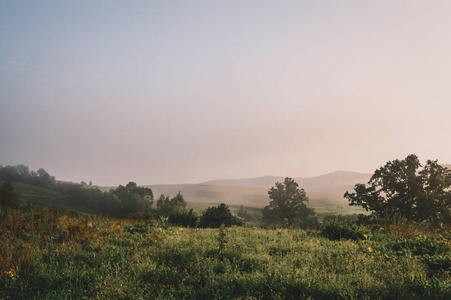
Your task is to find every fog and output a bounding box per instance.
[1,1,450,186]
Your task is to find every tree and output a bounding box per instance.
[0,181,18,207]
[169,191,186,211]
[262,177,314,226]
[156,192,187,217]
[344,154,451,224]
[37,168,55,187]
[168,209,198,227]
[156,194,172,216]
[111,182,154,216]
[198,203,243,228]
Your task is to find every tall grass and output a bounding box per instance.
[1,206,450,299]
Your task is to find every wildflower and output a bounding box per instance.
[445,241,450,245]
[363,234,368,239]
[358,239,366,244]
[6,270,17,280]
[155,235,163,240]
[367,247,373,253]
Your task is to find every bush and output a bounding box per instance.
[198,203,243,228]
[168,209,198,227]
[321,221,369,241]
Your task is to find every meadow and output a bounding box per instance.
[1,206,449,299]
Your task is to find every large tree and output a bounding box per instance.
[262,177,313,226]
[345,154,451,223]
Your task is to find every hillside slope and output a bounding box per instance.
[201,171,371,194]
[2,181,102,214]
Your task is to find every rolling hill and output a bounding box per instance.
[2,180,104,215]
[201,171,372,194]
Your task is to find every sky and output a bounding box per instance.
[1,0,451,186]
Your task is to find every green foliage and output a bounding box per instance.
[111,182,154,216]
[388,235,451,271]
[1,206,450,299]
[217,224,227,253]
[0,164,157,217]
[168,209,198,227]
[156,191,187,218]
[0,181,18,207]
[262,177,314,227]
[0,165,55,188]
[321,221,369,241]
[345,154,451,224]
[169,191,186,211]
[198,203,243,228]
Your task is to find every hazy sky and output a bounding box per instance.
[1,1,450,186]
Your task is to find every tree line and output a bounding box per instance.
[0,164,240,227]
[2,154,450,228]
[0,165,180,218]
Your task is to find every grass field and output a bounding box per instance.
[186,202,367,225]
[1,206,449,299]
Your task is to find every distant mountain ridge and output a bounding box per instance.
[200,171,372,194]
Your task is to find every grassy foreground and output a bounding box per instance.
[1,207,450,299]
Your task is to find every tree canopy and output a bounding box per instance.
[262,177,314,226]
[345,154,451,224]
[111,182,154,216]
[156,191,187,217]
[198,203,242,228]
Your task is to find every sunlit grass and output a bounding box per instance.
[1,206,450,299]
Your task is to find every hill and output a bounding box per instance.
[1,180,103,215]
[201,171,372,194]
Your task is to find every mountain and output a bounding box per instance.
[201,171,372,194]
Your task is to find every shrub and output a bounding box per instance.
[387,234,451,271]
[168,209,198,227]
[321,221,368,241]
[198,203,243,228]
